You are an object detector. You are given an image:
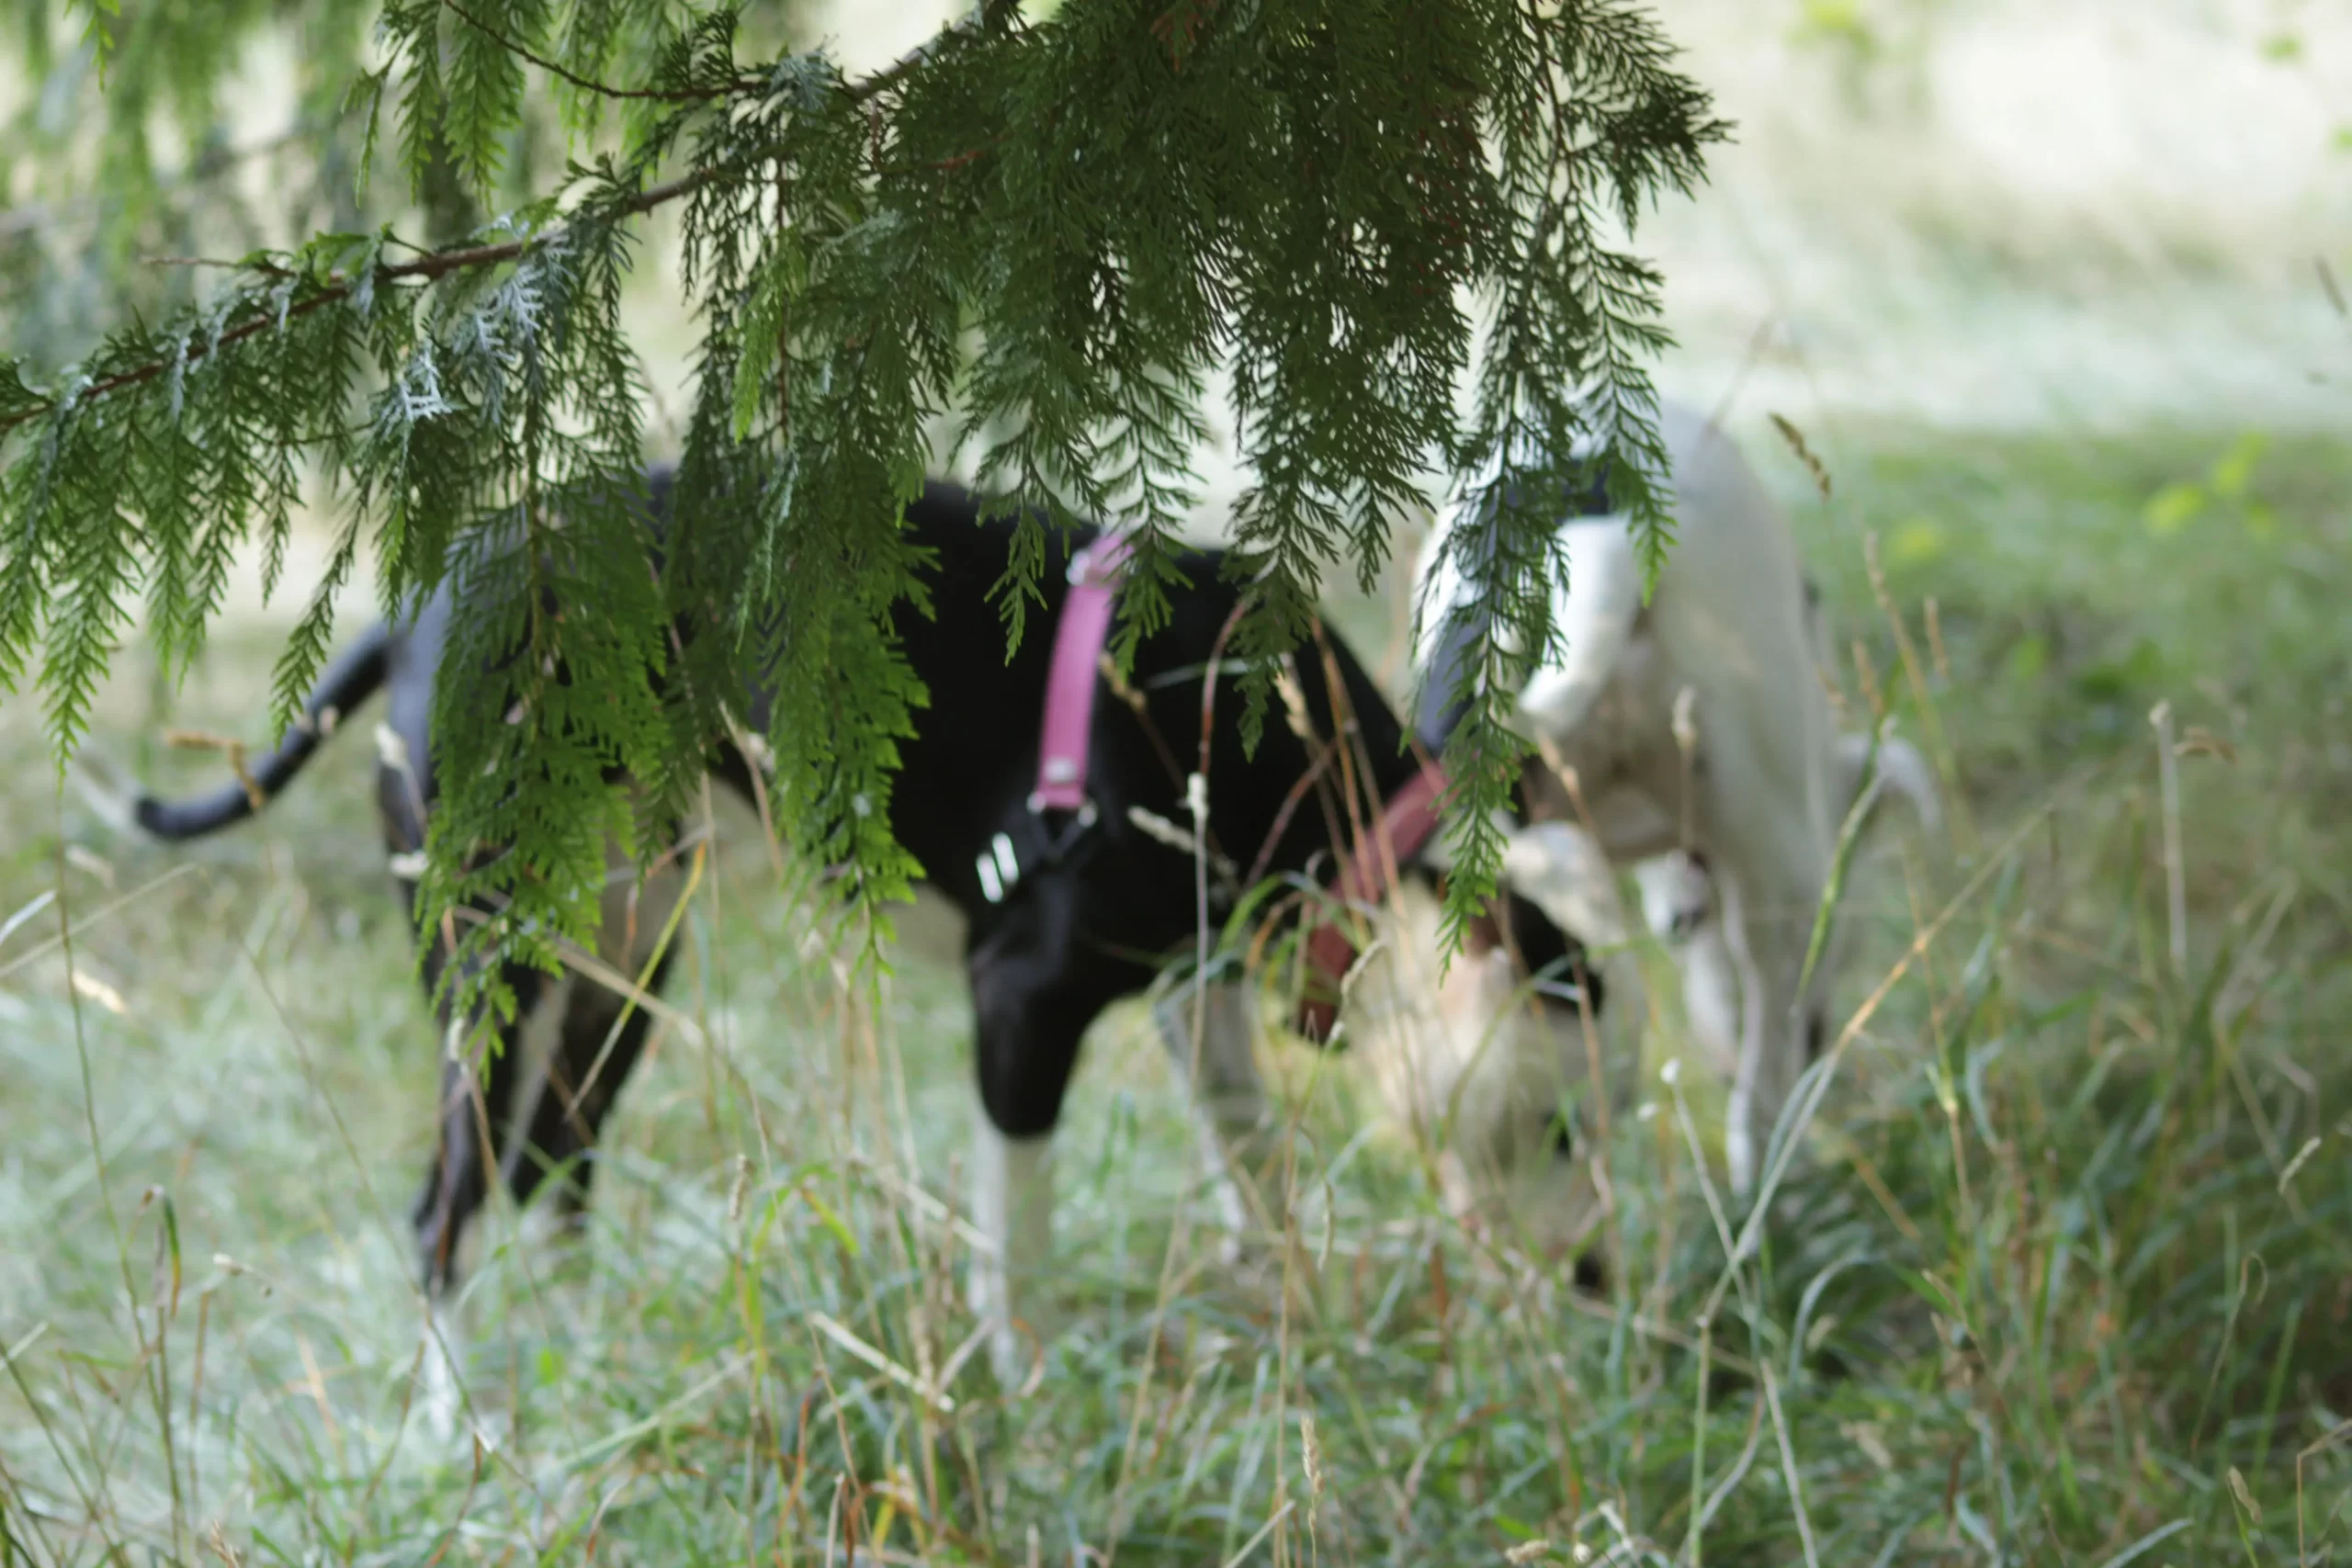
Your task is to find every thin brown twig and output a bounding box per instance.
[1244,739,1338,892]
[144,256,298,275]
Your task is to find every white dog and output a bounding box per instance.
[1333,816,1646,1265]
[1411,402,1939,1195]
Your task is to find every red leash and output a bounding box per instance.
[1292,760,1451,1043]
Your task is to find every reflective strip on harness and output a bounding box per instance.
[1031,534,1136,814]
[1294,760,1451,1043]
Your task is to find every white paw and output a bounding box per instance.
[416,1317,465,1444]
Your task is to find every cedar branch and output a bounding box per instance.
[0,168,711,440]
[0,6,1014,444]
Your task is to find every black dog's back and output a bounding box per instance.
[887,484,1428,970]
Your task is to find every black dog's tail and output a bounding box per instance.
[123,622,397,841]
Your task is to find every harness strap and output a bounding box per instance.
[1019,535,1447,1042]
[1031,534,1136,814]
[1294,760,1451,1043]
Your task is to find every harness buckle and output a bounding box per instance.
[1026,792,1099,855]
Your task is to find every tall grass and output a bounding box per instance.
[2,422,2347,1564]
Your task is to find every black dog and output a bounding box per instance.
[118,473,1600,1375]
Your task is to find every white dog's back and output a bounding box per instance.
[1406,404,1938,1196]
[1415,406,1838,866]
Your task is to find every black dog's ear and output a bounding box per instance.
[1411,796,1584,979]
[1499,886,1604,1018]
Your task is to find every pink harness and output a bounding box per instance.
[1030,533,1136,817]
[1021,531,1453,1044]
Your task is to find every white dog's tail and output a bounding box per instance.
[1836,728,1941,833]
[1514,518,1643,745]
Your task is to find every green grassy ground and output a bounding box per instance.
[2,421,2347,1565]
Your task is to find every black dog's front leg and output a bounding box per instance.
[963,882,1133,1386]
[503,945,682,1224]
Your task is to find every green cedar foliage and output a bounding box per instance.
[1,0,1725,1019]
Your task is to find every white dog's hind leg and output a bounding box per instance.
[1706,803,1838,1201]
[968,1120,1054,1388]
[1711,867,1781,1199]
